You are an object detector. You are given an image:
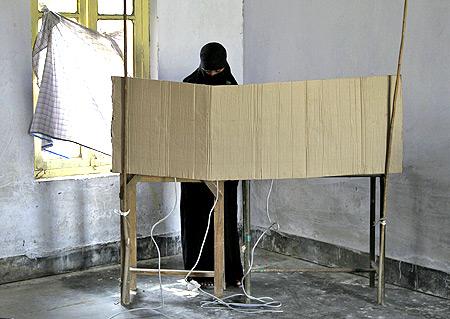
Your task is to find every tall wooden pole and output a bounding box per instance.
[120,0,131,306]
[378,0,408,305]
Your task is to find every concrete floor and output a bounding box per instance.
[0,250,449,319]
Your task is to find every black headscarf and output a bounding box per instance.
[183,42,238,85]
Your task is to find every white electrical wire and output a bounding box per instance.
[109,179,282,317]
[150,177,179,307]
[194,180,283,314]
[107,178,178,319]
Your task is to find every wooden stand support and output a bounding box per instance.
[369,176,377,288]
[119,175,387,306]
[120,177,225,305]
[214,181,225,297]
[239,175,385,305]
[120,213,130,305]
[128,178,138,291]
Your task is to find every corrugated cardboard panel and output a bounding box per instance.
[209,82,307,180]
[251,84,262,178]
[167,82,195,178]
[210,85,254,180]
[132,79,168,177]
[305,79,325,177]
[290,81,308,178]
[330,78,363,176]
[260,83,281,178]
[112,75,402,180]
[306,78,364,177]
[389,76,403,173]
[318,79,341,176]
[278,82,305,178]
[163,81,211,179]
[259,82,307,179]
[361,76,390,174]
[193,84,212,180]
[111,78,122,172]
[112,78,211,179]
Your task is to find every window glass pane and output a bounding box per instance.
[98,0,133,15]
[91,150,112,165]
[38,17,77,31]
[35,16,78,91]
[42,140,81,160]
[97,20,134,75]
[38,0,77,13]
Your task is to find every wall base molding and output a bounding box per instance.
[3,228,448,300]
[0,234,181,285]
[252,228,449,300]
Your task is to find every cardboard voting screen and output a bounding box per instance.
[112,75,402,181]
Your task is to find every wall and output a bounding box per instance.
[244,0,450,273]
[0,0,180,263]
[0,0,243,279]
[155,0,244,83]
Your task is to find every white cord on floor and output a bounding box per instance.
[194,179,283,314]
[107,178,178,319]
[150,177,179,308]
[109,179,282,316]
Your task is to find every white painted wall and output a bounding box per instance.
[0,0,243,265]
[244,0,450,273]
[155,0,243,83]
[0,1,177,260]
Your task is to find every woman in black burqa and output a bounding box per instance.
[181,42,243,287]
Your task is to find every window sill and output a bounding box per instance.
[35,172,119,183]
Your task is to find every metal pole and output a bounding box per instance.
[378,175,386,304]
[242,180,251,300]
[369,176,376,287]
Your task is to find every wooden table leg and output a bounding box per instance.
[120,215,131,305]
[214,181,225,297]
[120,178,134,305]
[128,179,138,291]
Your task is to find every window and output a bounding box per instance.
[31,0,149,179]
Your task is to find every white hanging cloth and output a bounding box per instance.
[30,10,123,156]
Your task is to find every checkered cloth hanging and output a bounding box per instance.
[30,10,123,156]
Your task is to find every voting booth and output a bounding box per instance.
[112,75,403,303]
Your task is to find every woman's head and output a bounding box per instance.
[200,42,227,76]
